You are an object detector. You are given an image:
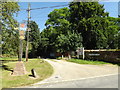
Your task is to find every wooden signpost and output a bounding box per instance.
[76,47,85,59]
[12,23,27,76]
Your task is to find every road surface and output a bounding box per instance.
[21,59,118,88]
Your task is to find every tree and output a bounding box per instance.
[56,31,82,58]
[105,17,120,49]
[45,7,70,35]
[2,29,19,56]
[27,21,40,58]
[39,7,71,57]
[37,29,50,57]
[1,1,20,29]
[1,1,20,57]
[40,7,83,58]
[39,1,119,58]
[96,17,120,49]
[69,1,109,49]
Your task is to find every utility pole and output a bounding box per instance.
[19,37,23,61]
[26,3,31,62]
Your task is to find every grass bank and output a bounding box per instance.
[67,58,111,65]
[2,59,53,88]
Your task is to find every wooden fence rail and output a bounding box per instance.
[84,49,120,63]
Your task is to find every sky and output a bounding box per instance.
[14,1,119,31]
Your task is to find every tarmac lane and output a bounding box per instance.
[19,59,119,88]
[34,74,118,88]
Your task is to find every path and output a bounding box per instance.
[22,59,118,88]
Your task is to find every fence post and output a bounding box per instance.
[83,47,85,60]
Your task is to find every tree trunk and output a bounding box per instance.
[68,52,71,60]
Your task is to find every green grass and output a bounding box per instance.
[67,59,111,65]
[1,57,39,61]
[56,57,62,60]
[1,59,53,88]
[0,57,18,60]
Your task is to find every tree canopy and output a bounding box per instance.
[40,7,83,57]
[26,21,40,58]
[69,2,109,49]
[1,1,20,57]
[39,1,119,58]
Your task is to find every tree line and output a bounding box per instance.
[1,1,120,58]
[38,2,120,58]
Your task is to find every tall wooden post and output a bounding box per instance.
[26,3,31,62]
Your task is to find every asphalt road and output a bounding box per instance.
[19,59,118,88]
[24,74,118,88]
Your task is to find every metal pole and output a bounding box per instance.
[26,3,31,62]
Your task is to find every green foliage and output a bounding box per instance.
[40,7,83,56]
[2,29,19,56]
[39,2,119,58]
[37,30,50,57]
[38,28,56,57]
[27,21,41,57]
[1,1,20,29]
[95,17,119,49]
[69,2,112,49]
[56,32,82,53]
[39,8,71,56]
[68,59,110,65]
[105,17,120,49]
[45,7,70,34]
[1,1,20,56]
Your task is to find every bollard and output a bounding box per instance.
[31,69,37,78]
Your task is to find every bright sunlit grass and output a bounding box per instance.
[68,58,111,65]
[2,59,53,88]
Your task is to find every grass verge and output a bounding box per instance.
[67,58,111,65]
[2,59,53,88]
